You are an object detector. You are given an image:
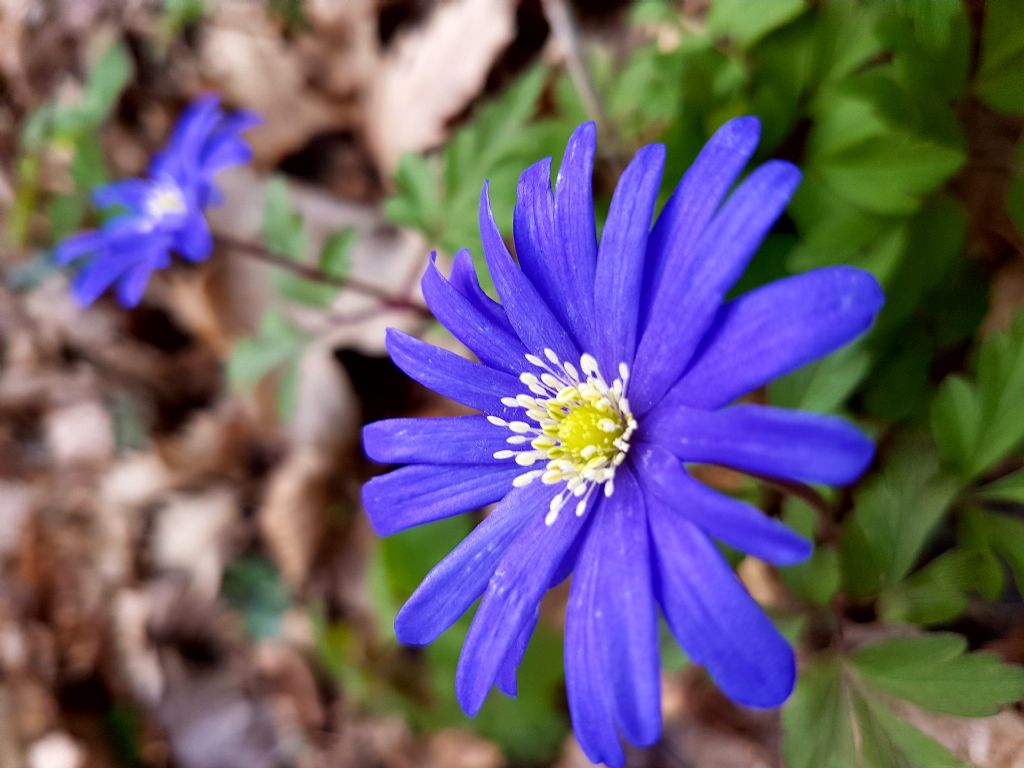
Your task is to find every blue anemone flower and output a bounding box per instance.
[362,118,883,766]
[54,95,259,307]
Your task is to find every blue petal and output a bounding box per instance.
[362,463,522,536]
[479,183,579,364]
[553,122,599,348]
[363,415,511,466]
[447,249,516,337]
[640,116,761,332]
[54,230,107,265]
[394,482,553,644]
[456,498,588,715]
[667,267,884,409]
[513,158,565,322]
[635,444,812,565]
[565,510,625,768]
[496,611,537,697]
[648,497,796,708]
[173,213,213,262]
[585,468,661,746]
[593,143,665,372]
[71,254,130,307]
[631,160,802,414]
[385,329,523,419]
[421,255,528,374]
[92,179,153,210]
[115,259,158,307]
[643,404,874,486]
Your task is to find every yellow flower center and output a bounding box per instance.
[490,349,636,525]
[555,402,623,464]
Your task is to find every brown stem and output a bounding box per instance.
[541,0,624,157]
[215,234,432,318]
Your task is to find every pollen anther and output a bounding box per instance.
[492,351,637,526]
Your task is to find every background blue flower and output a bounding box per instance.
[54,95,259,307]
[363,117,884,767]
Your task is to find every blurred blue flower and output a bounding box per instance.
[362,118,883,766]
[54,95,259,307]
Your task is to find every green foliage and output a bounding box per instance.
[369,516,568,762]
[384,66,581,281]
[707,0,808,49]
[785,639,1024,768]
[262,175,354,307]
[10,39,131,246]
[221,556,291,639]
[779,498,840,607]
[840,434,958,599]
[931,313,1024,481]
[227,309,308,419]
[851,634,1024,717]
[975,0,1024,113]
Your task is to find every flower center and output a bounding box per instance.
[145,180,187,219]
[489,349,637,526]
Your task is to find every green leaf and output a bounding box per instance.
[782,655,857,768]
[974,469,1024,504]
[79,40,133,127]
[852,633,1024,717]
[963,508,1024,594]
[221,556,290,639]
[852,692,972,768]
[878,548,1004,625]
[780,497,840,606]
[707,0,808,48]
[227,310,306,392]
[840,434,958,598]
[975,0,1024,113]
[892,0,963,51]
[319,229,356,280]
[262,175,308,260]
[768,341,871,413]
[931,312,1024,479]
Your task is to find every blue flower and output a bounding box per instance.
[362,118,883,766]
[54,95,259,307]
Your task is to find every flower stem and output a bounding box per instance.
[215,234,431,318]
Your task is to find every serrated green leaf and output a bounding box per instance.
[707,0,808,47]
[964,508,1024,594]
[227,310,305,391]
[319,229,356,280]
[878,548,1004,626]
[931,313,1024,479]
[262,175,308,260]
[931,376,982,475]
[80,40,133,127]
[782,656,858,768]
[768,341,871,414]
[852,633,1024,717]
[975,0,1024,113]
[840,434,958,597]
[852,691,973,768]
[974,469,1024,504]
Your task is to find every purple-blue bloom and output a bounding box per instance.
[362,118,883,766]
[54,95,259,307]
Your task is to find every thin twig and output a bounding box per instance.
[541,0,622,153]
[215,234,431,318]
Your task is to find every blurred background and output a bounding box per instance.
[1,0,1023,766]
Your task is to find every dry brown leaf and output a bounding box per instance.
[43,400,114,468]
[896,703,1024,768]
[258,445,333,588]
[26,732,84,768]
[427,729,505,768]
[365,0,518,172]
[199,2,347,165]
[152,488,240,598]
